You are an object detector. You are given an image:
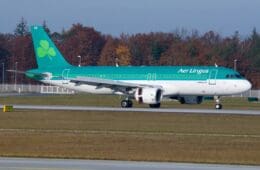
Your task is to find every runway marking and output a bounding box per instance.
[1,128,260,138]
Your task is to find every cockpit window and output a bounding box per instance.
[226,74,231,78]
[226,74,242,79]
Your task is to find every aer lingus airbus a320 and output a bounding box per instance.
[18,26,252,109]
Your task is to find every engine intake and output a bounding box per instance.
[135,87,162,104]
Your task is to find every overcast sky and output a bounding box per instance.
[0,0,259,36]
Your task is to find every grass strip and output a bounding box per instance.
[0,110,260,164]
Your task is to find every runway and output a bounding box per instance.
[0,157,259,170]
[3,104,260,115]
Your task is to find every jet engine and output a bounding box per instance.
[135,87,162,104]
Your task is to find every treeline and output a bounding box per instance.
[0,18,260,88]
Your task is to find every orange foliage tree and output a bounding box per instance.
[115,44,131,66]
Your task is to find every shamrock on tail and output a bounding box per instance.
[37,40,56,59]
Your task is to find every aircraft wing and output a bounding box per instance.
[70,76,161,92]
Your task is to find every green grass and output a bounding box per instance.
[0,110,260,135]
[0,110,260,164]
[0,94,259,164]
[1,94,260,110]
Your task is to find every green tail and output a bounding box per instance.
[30,26,71,68]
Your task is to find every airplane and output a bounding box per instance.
[13,26,252,109]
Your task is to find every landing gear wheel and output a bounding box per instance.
[215,104,222,110]
[121,100,133,108]
[214,96,222,110]
[149,103,161,108]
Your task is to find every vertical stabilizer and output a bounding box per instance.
[30,26,71,68]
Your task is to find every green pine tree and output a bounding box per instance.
[14,17,29,36]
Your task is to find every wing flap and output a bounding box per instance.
[70,76,141,88]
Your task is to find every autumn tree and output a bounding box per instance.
[115,44,131,66]
[51,32,63,43]
[160,41,189,65]
[8,35,35,84]
[60,24,105,66]
[247,28,260,72]
[10,17,36,84]
[98,36,118,65]
[0,34,11,83]
[0,18,260,87]
[128,33,152,65]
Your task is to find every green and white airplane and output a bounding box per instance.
[24,26,252,109]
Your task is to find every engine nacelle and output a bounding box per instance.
[179,96,203,104]
[135,87,163,104]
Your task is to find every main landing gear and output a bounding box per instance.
[121,99,133,108]
[120,98,161,108]
[121,100,161,108]
[214,96,222,110]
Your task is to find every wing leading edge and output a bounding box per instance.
[70,76,162,92]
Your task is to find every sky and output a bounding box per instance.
[0,0,259,37]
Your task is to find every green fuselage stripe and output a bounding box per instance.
[27,66,244,81]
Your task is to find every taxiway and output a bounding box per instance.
[0,157,259,170]
[2,104,260,115]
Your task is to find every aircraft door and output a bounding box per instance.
[62,69,70,84]
[147,73,157,81]
[208,69,217,85]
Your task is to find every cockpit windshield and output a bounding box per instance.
[226,74,242,79]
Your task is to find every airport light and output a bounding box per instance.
[77,55,81,67]
[234,59,238,71]
[14,62,18,90]
[2,62,4,90]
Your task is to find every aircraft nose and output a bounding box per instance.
[242,80,252,92]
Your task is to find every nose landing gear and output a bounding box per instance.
[214,96,222,109]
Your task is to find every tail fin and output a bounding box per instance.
[30,26,71,68]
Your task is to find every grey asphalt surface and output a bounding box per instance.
[0,157,259,170]
[2,104,260,115]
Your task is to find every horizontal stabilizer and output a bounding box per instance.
[7,69,52,80]
[6,70,26,74]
